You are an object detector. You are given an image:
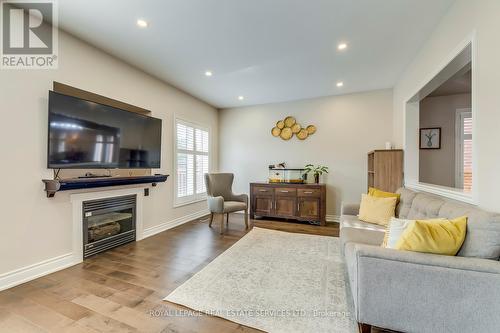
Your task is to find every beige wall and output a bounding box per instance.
[419,93,471,187]
[393,0,500,211]
[219,89,393,217]
[0,30,218,276]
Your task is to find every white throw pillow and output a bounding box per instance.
[383,217,414,249]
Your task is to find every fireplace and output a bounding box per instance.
[82,195,136,258]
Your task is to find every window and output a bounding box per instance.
[456,110,472,192]
[175,119,210,205]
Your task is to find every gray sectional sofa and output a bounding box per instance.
[340,188,500,333]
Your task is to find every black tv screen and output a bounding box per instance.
[48,91,162,169]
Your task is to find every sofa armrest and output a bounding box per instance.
[341,202,360,216]
[348,243,500,332]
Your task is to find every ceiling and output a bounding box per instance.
[428,69,471,97]
[57,0,454,108]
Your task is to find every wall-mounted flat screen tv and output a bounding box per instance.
[48,91,162,169]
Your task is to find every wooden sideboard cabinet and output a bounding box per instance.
[250,182,326,226]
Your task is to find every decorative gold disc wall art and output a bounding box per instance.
[284,116,296,128]
[271,116,316,141]
[306,125,317,135]
[291,123,301,134]
[296,128,309,140]
[280,127,293,140]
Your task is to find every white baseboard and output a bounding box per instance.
[142,209,210,239]
[326,215,340,223]
[0,253,76,292]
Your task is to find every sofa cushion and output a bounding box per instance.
[340,227,385,255]
[340,214,386,232]
[438,202,500,260]
[406,193,445,220]
[395,188,417,218]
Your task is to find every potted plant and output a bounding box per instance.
[303,164,329,183]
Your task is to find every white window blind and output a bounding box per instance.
[455,110,472,192]
[175,120,209,205]
[462,115,472,192]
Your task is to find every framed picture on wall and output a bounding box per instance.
[420,127,441,149]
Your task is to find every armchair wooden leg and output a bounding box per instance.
[244,210,249,229]
[357,323,371,333]
[220,213,224,234]
[226,213,229,225]
[208,213,214,227]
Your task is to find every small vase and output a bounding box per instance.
[314,174,320,184]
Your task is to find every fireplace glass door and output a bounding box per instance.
[83,195,136,258]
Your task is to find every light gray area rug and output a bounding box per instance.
[164,227,357,333]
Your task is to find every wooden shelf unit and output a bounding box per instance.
[367,150,403,193]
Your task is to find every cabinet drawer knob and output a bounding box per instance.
[303,191,313,194]
[280,190,289,193]
[259,189,267,192]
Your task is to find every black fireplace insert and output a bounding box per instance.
[82,195,136,258]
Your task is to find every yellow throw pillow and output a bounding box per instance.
[358,194,398,226]
[395,217,467,256]
[368,187,401,204]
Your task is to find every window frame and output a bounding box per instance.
[173,118,211,207]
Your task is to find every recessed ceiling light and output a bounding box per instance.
[238,96,244,100]
[136,19,148,28]
[205,71,213,77]
[336,82,344,87]
[337,43,348,50]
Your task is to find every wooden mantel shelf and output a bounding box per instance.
[42,174,169,198]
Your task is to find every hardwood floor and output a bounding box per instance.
[0,214,387,333]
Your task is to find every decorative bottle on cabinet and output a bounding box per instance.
[367,150,403,193]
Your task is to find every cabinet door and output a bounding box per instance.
[253,196,274,216]
[297,198,320,220]
[274,197,296,218]
[373,151,403,193]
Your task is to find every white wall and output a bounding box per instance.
[0,30,218,278]
[393,0,500,211]
[219,89,393,217]
[419,93,471,187]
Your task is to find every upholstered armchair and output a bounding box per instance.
[204,173,249,234]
